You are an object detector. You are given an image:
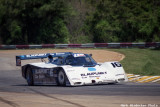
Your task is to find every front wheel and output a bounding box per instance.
[57,70,67,86]
[26,67,34,86]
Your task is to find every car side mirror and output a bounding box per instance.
[89,54,92,56]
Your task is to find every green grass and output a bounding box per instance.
[108,48,160,76]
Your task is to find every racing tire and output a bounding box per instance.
[26,67,34,86]
[108,82,118,85]
[57,70,67,86]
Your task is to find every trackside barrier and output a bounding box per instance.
[81,43,94,48]
[108,43,120,48]
[0,42,160,49]
[68,44,81,48]
[16,45,29,49]
[120,43,132,48]
[94,43,108,48]
[55,44,68,48]
[132,43,145,48]
[145,42,157,47]
[42,44,55,48]
[1,45,16,49]
[29,45,42,49]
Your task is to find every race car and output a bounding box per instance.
[16,52,128,86]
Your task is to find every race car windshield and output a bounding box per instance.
[65,55,97,66]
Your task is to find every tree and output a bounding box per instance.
[85,0,160,42]
[0,0,72,44]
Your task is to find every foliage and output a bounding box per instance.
[0,0,160,44]
[0,0,71,44]
[85,0,160,42]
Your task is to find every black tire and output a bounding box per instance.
[108,82,117,85]
[26,67,34,86]
[57,70,67,86]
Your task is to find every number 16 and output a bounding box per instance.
[111,62,122,68]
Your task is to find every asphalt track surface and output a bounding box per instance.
[0,69,160,96]
[0,49,160,107]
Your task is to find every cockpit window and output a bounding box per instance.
[56,57,64,65]
[65,55,75,65]
[48,56,64,65]
[65,54,97,66]
[48,54,97,66]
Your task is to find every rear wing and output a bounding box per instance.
[16,52,73,66]
[16,53,51,66]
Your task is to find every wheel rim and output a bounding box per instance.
[58,71,65,85]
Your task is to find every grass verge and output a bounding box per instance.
[108,48,160,76]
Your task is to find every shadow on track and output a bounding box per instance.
[13,82,123,87]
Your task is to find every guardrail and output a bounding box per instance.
[0,42,160,49]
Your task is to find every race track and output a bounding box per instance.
[0,49,160,107]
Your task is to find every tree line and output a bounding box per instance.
[0,0,160,45]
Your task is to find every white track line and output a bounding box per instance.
[127,74,160,83]
[151,78,160,83]
[138,76,159,82]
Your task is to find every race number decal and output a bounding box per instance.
[111,62,122,68]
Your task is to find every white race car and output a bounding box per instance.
[16,52,128,86]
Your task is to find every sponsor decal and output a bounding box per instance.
[21,55,25,58]
[34,69,54,79]
[89,75,100,78]
[35,75,39,79]
[49,70,54,77]
[74,54,85,57]
[38,74,45,79]
[35,69,46,74]
[81,72,107,77]
[72,78,80,80]
[56,53,65,55]
[50,53,55,56]
[82,77,87,79]
[26,54,47,58]
[88,67,96,71]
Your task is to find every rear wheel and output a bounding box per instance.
[57,70,66,86]
[26,67,34,86]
